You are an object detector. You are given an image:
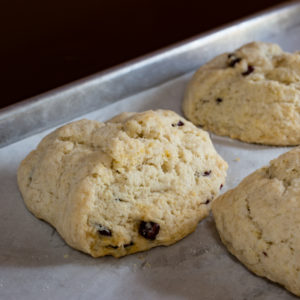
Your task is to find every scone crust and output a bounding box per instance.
[183,41,300,145]
[212,147,300,296]
[18,110,227,257]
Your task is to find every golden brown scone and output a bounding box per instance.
[213,147,300,296]
[18,110,227,257]
[183,41,300,145]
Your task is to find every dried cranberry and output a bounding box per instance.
[139,221,160,240]
[124,242,134,248]
[97,225,112,236]
[172,121,185,127]
[242,65,254,76]
[216,98,223,103]
[228,54,241,67]
[203,170,212,176]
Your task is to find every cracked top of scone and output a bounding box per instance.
[212,147,300,296]
[17,109,228,257]
[183,41,300,145]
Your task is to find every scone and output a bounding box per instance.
[17,110,228,258]
[212,147,300,296]
[183,41,300,145]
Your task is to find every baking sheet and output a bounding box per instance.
[0,73,298,299]
[2,4,300,300]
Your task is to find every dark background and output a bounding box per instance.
[1,0,287,109]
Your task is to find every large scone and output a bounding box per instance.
[212,147,300,296]
[18,110,227,257]
[183,41,300,145]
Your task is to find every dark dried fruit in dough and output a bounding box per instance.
[172,120,185,127]
[203,170,212,176]
[97,225,112,236]
[139,221,160,240]
[228,54,241,67]
[242,65,255,76]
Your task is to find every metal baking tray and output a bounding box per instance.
[1,1,300,299]
[1,0,300,148]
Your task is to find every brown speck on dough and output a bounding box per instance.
[115,198,126,202]
[124,242,134,248]
[203,170,212,176]
[263,251,268,257]
[216,98,223,104]
[204,199,210,205]
[139,221,160,240]
[228,54,241,67]
[97,225,112,236]
[172,120,185,127]
[220,184,223,190]
[242,65,255,76]
[106,245,118,249]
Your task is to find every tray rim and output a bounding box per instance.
[1,0,299,148]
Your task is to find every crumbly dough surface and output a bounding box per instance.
[212,147,300,296]
[18,110,227,257]
[183,41,300,145]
